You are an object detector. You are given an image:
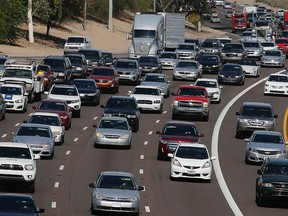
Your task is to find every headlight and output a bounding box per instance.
[15,99,23,103]
[173,100,179,106]
[76,67,82,71]
[202,161,211,168]
[264,120,273,125]
[278,150,286,154]
[61,115,68,120]
[25,164,34,170]
[235,76,241,78]
[26,84,33,89]
[160,139,168,144]
[42,143,50,148]
[154,100,161,104]
[53,131,61,136]
[172,159,182,167]
[260,183,273,187]
[87,93,96,96]
[96,132,104,138]
[121,134,130,139]
[213,91,219,95]
[103,113,112,117]
[203,102,209,108]
[249,147,257,152]
[265,84,269,87]
[139,67,143,69]
[127,115,136,118]
[239,119,248,123]
[96,193,103,200]
[219,74,225,78]
[71,99,80,103]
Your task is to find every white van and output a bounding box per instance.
[64,36,91,54]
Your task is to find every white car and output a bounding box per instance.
[238,58,260,77]
[168,143,216,182]
[210,15,221,23]
[264,73,288,96]
[46,84,81,117]
[128,85,164,113]
[194,78,222,103]
[0,84,28,112]
[261,42,278,52]
[215,0,224,6]
[223,2,232,9]
[27,112,65,144]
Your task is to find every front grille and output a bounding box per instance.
[249,120,264,126]
[179,100,203,108]
[0,164,23,170]
[273,183,288,189]
[96,80,108,83]
[183,166,200,169]
[137,100,152,104]
[104,135,120,139]
[112,113,127,118]
[135,44,149,55]
[178,71,192,74]
[257,150,278,155]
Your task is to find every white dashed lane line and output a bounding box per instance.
[1,134,7,138]
[148,131,152,135]
[93,116,98,120]
[140,155,144,160]
[59,165,64,170]
[73,138,78,142]
[139,169,143,174]
[163,111,167,114]
[145,206,150,213]
[54,182,59,188]
[15,123,20,127]
[65,151,71,155]
[51,202,56,208]
[155,120,160,123]
[83,126,88,130]
[144,141,148,145]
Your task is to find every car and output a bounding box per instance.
[0,55,15,77]
[89,66,119,93]
[225,11,233,18]
[36,64,55,91]
[101,51,116,66]
[200,38,222,55]
[12,123,55,159]
[264,73,288,96]
[245,131,287,164]
[0,193,45,215]
[281,30,288,38]
[173,60,202,81]
[0,94,5,121]
[46,84,81,118]
[63,35,91,54]
[218,37,233,47]
[101,96,140,132]
[242,41,263,60]
[197,54,222,74]
[260,50,285,68]
[220,43,247,63]
[0,84,28,112]
[260,41,278,52]
[140,73,170,98]
[194,78,222,103]
[235,102,278,138]
[32,99,72,130]
[223,2,232,9]
[156,121,204,160]
[256,158,288,206]
[113,58,141,85]
[26,112,65,145]
[128,85,164,113]
[89,171,144,215]
[78,48,104,74]
[218,63,245,85]
[159,51,178,69]
[240,31,257,43]
[168,143,216,182]
[171,85,210,121]
[138,55,162,74]
[215,0,224,6]
[210,15,221,23]
[41,55,73,84]
[64,53,88,78]
[93,116,132,149]
[209,0,216,8]
[238,58,260,77]
[0,142,40,193]
[175,43,199,60]
[72,78,100,106]
[184,38,201,48]
[274,38,288,58]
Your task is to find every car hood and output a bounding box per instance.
[34,109,68,116]
[244,47,260,51]
[77,88,97,94]
[14,136,52,144]
[104,108,136,115]
[204,87,220,93]
[219,71,243,76]
[248,142,286,151]
[141,82,166,89]
[97,128,129,135]
[130,94,162,100]
[96,188,139,198]
[174,67,199,72]
[139,62,158,67]
[114,67,136,73]
[90,75,113,80]
[175,157,209,166]
[262,56,282,60]
[48,94,79,101]
[240,65,258,70]
[0,77,33,84]
[160,58,177,62]
[261,175,288,183]
[198,61,220,66]
[1,94,24,101]
[0,213,38,216]
[266,80,288,86]
[0,157,33,164]
[160,135,199,143]
[174,96,208,102]
[240,116,274,121]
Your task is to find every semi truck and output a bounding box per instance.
[128,12,185,59]
[231,12,247,33]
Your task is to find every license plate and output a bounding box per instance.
[187,170,196,175]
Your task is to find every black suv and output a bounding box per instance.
[64,53,87,78]
[41,56,73,84]
[101,96,140,132]
[256,158,288,206]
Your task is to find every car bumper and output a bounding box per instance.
[4,101,25,111]
[258,187,288,199]
[0,171,36,182]
[246,151,286,163]
[94,137,130,147]
[92,199,139,213]
[173,73,200,80]
[218,77,244,84]
[29,145,54,158]
[172,106,209,117]
[67,102,81,111]
[237,124,274,132]
[221,55,243,62]
[79,95,98,104]
[170,165,212,180]
[264,87,288,95]
[138,103,162,111]
[119,75,138,82]
[261,61,283,67]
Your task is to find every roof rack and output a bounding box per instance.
[4,59,38,69]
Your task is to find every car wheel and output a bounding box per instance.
[73,110,81,118]
[61,135,65,145]
[48,149,54,159]
[157,147,164,160]
[158,105,163,114]
[203,114,209,122]
[172,113,178,120]
[256,193,265,207]
[235,130,242,139]
[28,94,34,103]
[245,155,250,165]
[90,202,97,215]
[170,175,175,181]
[27,181,35,193]
[132,124,138,132]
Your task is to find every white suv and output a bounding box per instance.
[0,142,40,193]
[64,36,91,54]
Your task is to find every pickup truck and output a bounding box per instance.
[171,85,210,121]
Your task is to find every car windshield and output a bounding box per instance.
[243,42,260,48]
[242,32,255,37]
[106,98,136,109]
[195,81,217,88]
[275,39,288,44]
[176,61,198,68]
[222,65,242,73]
[263,165,288,175]
[261,43,274,47]
[241,106,272,117]
[176,146,208,159]
[139,57,158,64]
[115,61,137,69]
[178,88,206,97]
[50,87,78,96]
[67,56,83,65]
[37,65,49,73]
[42,59,65,70]
[78,50,101,61]
[177,44,195,50]
[29,115,60,126]
[202,41,220,48]
[3,69,32,79]
[251,134,283,144]
[0,86,21,95]
[144,75,165,83]
[67,37,84,43]
[223,44,243,51]
[238,59,257,66]
[163,125,197,136]
[159,53,177,59]
[97,175,136,190]
[17,126,50,137]
[133,87,160,95]
[39,102,66,111]
[73,80,96,89]
[92,68,114,76]
[200,55,219,62]
[0,147,31,159]
[134,29,156,39]
[264,51,281,57]
[99,119,128,130]
[268,75,288,82]
[0,196,37,213]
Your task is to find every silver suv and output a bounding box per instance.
[235,102,278,138]
[0,142,40,193]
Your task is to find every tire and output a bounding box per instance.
[235,130,242,139]
[157,146,164,160]
[48,149,54,159]
[132,124,138,132]
[90,202,97,215]
[61,135,65,145]
[170,175,175,181]
[256,193,265,207]
[74,110,81,118]
[158,105,163,114]
[245,155,250,165]
[203,115,209,122]
[172,113,178,120]
[27,181,35,193]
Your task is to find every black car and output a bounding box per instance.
[101,96,140,132]
[41,56,73,84]
[72,79,100,106]
[78,48,104,74]
[102,51,116,66]
[218,63,245,85]
[64,53,87,78]
[256,158,288,206]
[197,54,222,74]
[0,193,45,215]
[138,55,162,74]
[0,93,6,121]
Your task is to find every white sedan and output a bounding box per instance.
[238,58,260,77]
[264,73,288,96]
[168,143,216,182]
[128,85,164,113]
[0,84,28,112]
[194,78,222,103]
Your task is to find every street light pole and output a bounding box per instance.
[83,0,87,30]
[154,0,156,12]
[108,0,113,31]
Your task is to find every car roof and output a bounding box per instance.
[31,112,60,117]
[265,157,288,165]
[164,120,196,127]
[52,84,76,89]
[45,55,67,60]
[177,60,198,63]
[40,99,68,104]
[100,171,133,177]
[144,73,166,76]
[64,53,85,57]
[0,84,23,88]
[195,78,218,82]
[0,142,29,148]
[100,116,128,121]
[109,95,134,100]
[78,48,101,52]
[73,78,96,82]
[178,142,207,148]
[268,73,288,77]
[20,123,51,128]
[178,85,207,90]
[242,101,272,107]
[252,130,282,136]
[134,85,160,89]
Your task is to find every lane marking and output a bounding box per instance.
[28,113,33,116]
[148,131,152,135]
[140,155,144,159]
[73,138,78,142]
[139,169,144,174]
[155,120,160,123]
[54,182,59,188]
[83,126,88,130]
[283,108,288,142]
[59,165,64,170]
[65,151,71,155]
[51,202,56,208]
[163,111,167,114]
[1,134,7,138]
[144,141,148,145]
[93,116,98,120]
[145,206,150,212]
[15,123,20,127]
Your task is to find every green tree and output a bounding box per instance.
[0,0,26,44]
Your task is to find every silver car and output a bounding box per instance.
[114,58,141,85]
[93,116,132,149]
[159,51,178,69]
[89,171,144,215]
[243,41,263,60]
[260,50,285,68]
[238,58,260,77]
[173,60,202,81]
[175,43,199,60]
[140,73,171,98]
[245,131,287,164]
[12,123,55,159]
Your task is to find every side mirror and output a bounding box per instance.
[171,92,176,96]
[199,133,204,137]
[37,208,45,213]
[235,112,240,116]
[138,185,145,191]
[244,138,249,142]
[274,114,278,118]
[92,124,97,128]
[156,130,161,135]
[257,169,262,175]
[89,183,95,188]
[34,155,41,160]
[210,156,216,160]
[23,120,27,123]
[100,105,105,108]
[167,153,174,158]
[44,91,49,95]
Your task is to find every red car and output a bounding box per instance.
[36,64,55,91]
[275,38,288,58]
[89,66,119,93]
[32,99,72,130]
[156,121,204,160]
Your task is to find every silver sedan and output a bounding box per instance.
[173,60,202,81]
[260,50,285,68]
[93,116,132,149]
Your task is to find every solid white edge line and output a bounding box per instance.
[66,150,71,155]
[211,69,285,216]
[73,138,78,142]
[83,126,88,130]
[148,131,153,135]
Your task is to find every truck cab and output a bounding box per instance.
[232,12,247,33]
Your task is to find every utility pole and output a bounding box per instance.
[83,0,87,30]
[154,0,156,12]
[28,0,34,43]
[108,0,113,31]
